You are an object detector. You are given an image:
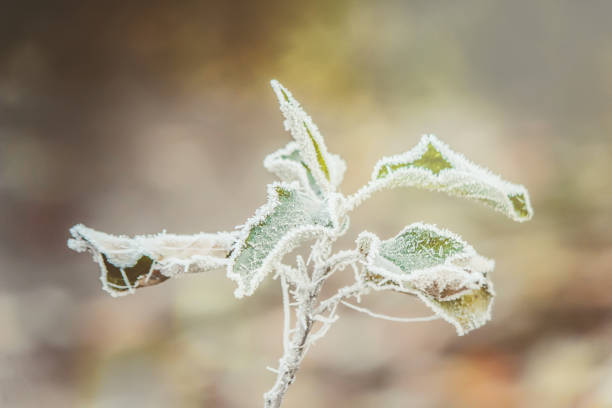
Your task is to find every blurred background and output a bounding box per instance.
[1,1,611,407]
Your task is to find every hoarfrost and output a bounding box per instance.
[67,80,533,408]
[270,80,346,195]
[359,223,495,335]
[264,141,345,198]
[227,182,334,298]
[67,224,237,297]
[347,134,533,222]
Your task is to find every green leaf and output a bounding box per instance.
[359,223,495,335]
[228,182,334,298]
[370,135,533,222]
[378,225,467,272]
[68,224,236,297]
[270,80,346,195]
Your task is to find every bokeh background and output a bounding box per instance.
[1,1,612,407]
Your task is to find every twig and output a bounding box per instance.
[340,300,439,323]
[280,275,291,354]
[315,282,365,315]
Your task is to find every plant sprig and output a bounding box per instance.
[68,80,532,408]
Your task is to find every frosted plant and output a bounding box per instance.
[67,80,533,407]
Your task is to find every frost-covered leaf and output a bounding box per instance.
[228,182,334,298]
[270,80,346,195]
[264,141,345,198]
[358,223,495,335]
[67,224,237,297]
[363,134,533,222]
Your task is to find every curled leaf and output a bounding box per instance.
[228,182,334,298]
[358,223,495,335]
[67,224,237,297]
[270,80,346,195]
[264,141,345,198]
[353,134,533,222]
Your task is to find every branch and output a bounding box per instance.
[307,302,339,346]
[280,275,291,355]
[340,301,439,323]
[264,286,317,408]
[263,237,333,408]
[316,282,366,315]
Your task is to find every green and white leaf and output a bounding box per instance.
[264,141,345,198]
[67,224,237,297]
[357,223,495,335]
[349,134,533,222]
[228,182,334,298]
[270,80,346,195]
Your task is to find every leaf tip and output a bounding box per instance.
[508,191,534,222]
[270,79,290,103]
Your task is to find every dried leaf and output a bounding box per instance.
[67,224,236,297]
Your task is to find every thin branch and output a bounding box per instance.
[264,237,331,408]
[340,300,440,323]
[308,302,339,346]
[264,296,316,408]
[280,275,291,355]
[324,249,359,269]
[312,250,360,286]
[295,255,307,278]
[316,282,365,315]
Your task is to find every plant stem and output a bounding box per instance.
[264,233,354,407]
[263,287,317,408]
[264,239,334,408]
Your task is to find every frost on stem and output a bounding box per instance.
[357,223,495,335]
[67,224,237,297]
[67,79,533,408]
[347,134,533,222]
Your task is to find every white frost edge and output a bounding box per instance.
[356,222,495,335]
[68,224,237,297]
[264,142,317,196]
[227,181,333,298]
[348,134,533,222]
[328,152,346,191]
[263,142,346,195]
[270,80,345,195]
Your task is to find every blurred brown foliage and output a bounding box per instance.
[1,1,611,407]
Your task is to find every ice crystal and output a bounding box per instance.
[227,182,334,298]
[270,80,346,195]
[358,223,494,335]
[264,142,345,198]
[67,79,532,408]
[347,134,533,222]
[68,224,236,297]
